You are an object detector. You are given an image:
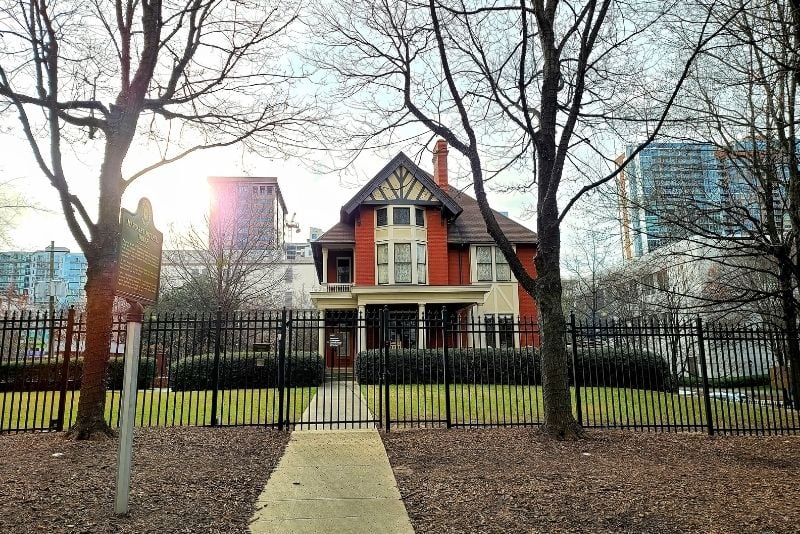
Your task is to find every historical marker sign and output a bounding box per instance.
[116,198,163,305]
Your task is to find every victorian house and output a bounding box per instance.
[310,141,538,365]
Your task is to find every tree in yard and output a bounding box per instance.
[315,0,729,437]
[626,0,800,406]
[159,211,288,315]
[0,1,311,437]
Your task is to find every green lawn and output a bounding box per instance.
[360,384,800,431]
[0,387,317,431]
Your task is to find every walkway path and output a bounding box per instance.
[297,377,375,430]
[249,430,414,533]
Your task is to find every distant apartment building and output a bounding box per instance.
[285,227,323,260]
[208,176,288,250]
[0,246,87,309]
[616,142,778,259]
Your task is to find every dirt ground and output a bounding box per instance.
[382,428,800,534]
[0,427,288,533]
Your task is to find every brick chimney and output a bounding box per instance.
[432,139,448,189]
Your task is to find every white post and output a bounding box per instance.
[418,304,426,349]
[322,248,329,285]
[358,305,366,352]
[115,301,144,515]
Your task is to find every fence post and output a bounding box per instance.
[210,306,222,427]
[277,308,287,431]
[696,316,714,436]
[382,306,391,432]
[441,306,452,429]
[55,306,76,431]
[570,312,583,426]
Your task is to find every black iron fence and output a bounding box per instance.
[0,308,797,435]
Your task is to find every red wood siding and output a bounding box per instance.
[355,206,375,285]
[447,246,470,285]
[427,208,449,285]
[516,244,539,346]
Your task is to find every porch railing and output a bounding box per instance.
[324,283,352,293]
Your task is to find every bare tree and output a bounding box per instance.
[160,211,288,315]
[314,0,728,438]
[0,1,313,437]
[0,178,34,246]
[617,0,800,406]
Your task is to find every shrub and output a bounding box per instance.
[355,347,540,385]
[572,346,672,391]
[169,351,324,391]
[0,355,155,392]
[355,345,672,391]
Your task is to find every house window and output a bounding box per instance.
[476,246,493,281]
[484,315,496,348]
[377,208,388,226]
[336,257,351,283]
[395,243,412,283]
[495,249,511,281]
[393,207,410,225]
[415,208,425,226]
[417,243,427,284]
[498,314,515,348]
[377,244,389,284]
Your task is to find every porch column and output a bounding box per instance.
[318,310,325,356]
[418,303,426,349]
[358,305,366,352]
[322,248,329,284]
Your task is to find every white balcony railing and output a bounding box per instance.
[325,283,352,293]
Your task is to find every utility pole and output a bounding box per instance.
[48,241,55,358]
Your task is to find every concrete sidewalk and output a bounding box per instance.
[249,430,414,533]
[297,378,376,430]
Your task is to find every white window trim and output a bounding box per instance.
[472,245,517,283]
[375,239,428,285]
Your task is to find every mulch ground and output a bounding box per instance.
[0,427,289,533]
[382,428,800,534]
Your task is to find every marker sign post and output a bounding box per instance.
[114,198,162,516]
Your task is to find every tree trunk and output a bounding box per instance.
[66,251,117,439]
[535,209,583,439]
[67,141,125,439]
[778,260,800,410]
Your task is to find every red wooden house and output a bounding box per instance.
[310,141,538,365]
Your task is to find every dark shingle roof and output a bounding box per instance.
[314,221,355,244]
[445,186,537,245]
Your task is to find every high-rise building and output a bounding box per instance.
[0,245,88,309]
[616,142,771,259]
[208,176,288,251]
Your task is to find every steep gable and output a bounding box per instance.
[341,152,462,219]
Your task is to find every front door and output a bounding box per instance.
[326,325,354,367]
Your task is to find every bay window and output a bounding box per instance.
[417,243,427,284]
[377,243,389,284]
[394,243,412,283]
[393,207,410,225]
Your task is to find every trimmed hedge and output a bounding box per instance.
[680,373,771,389]
[0,356,155,392]
[169,351,324,391]
[355,346,672,391]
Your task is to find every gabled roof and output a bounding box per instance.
[314,221,355,244]
[341,152,462,219]
[445,186,537,245]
